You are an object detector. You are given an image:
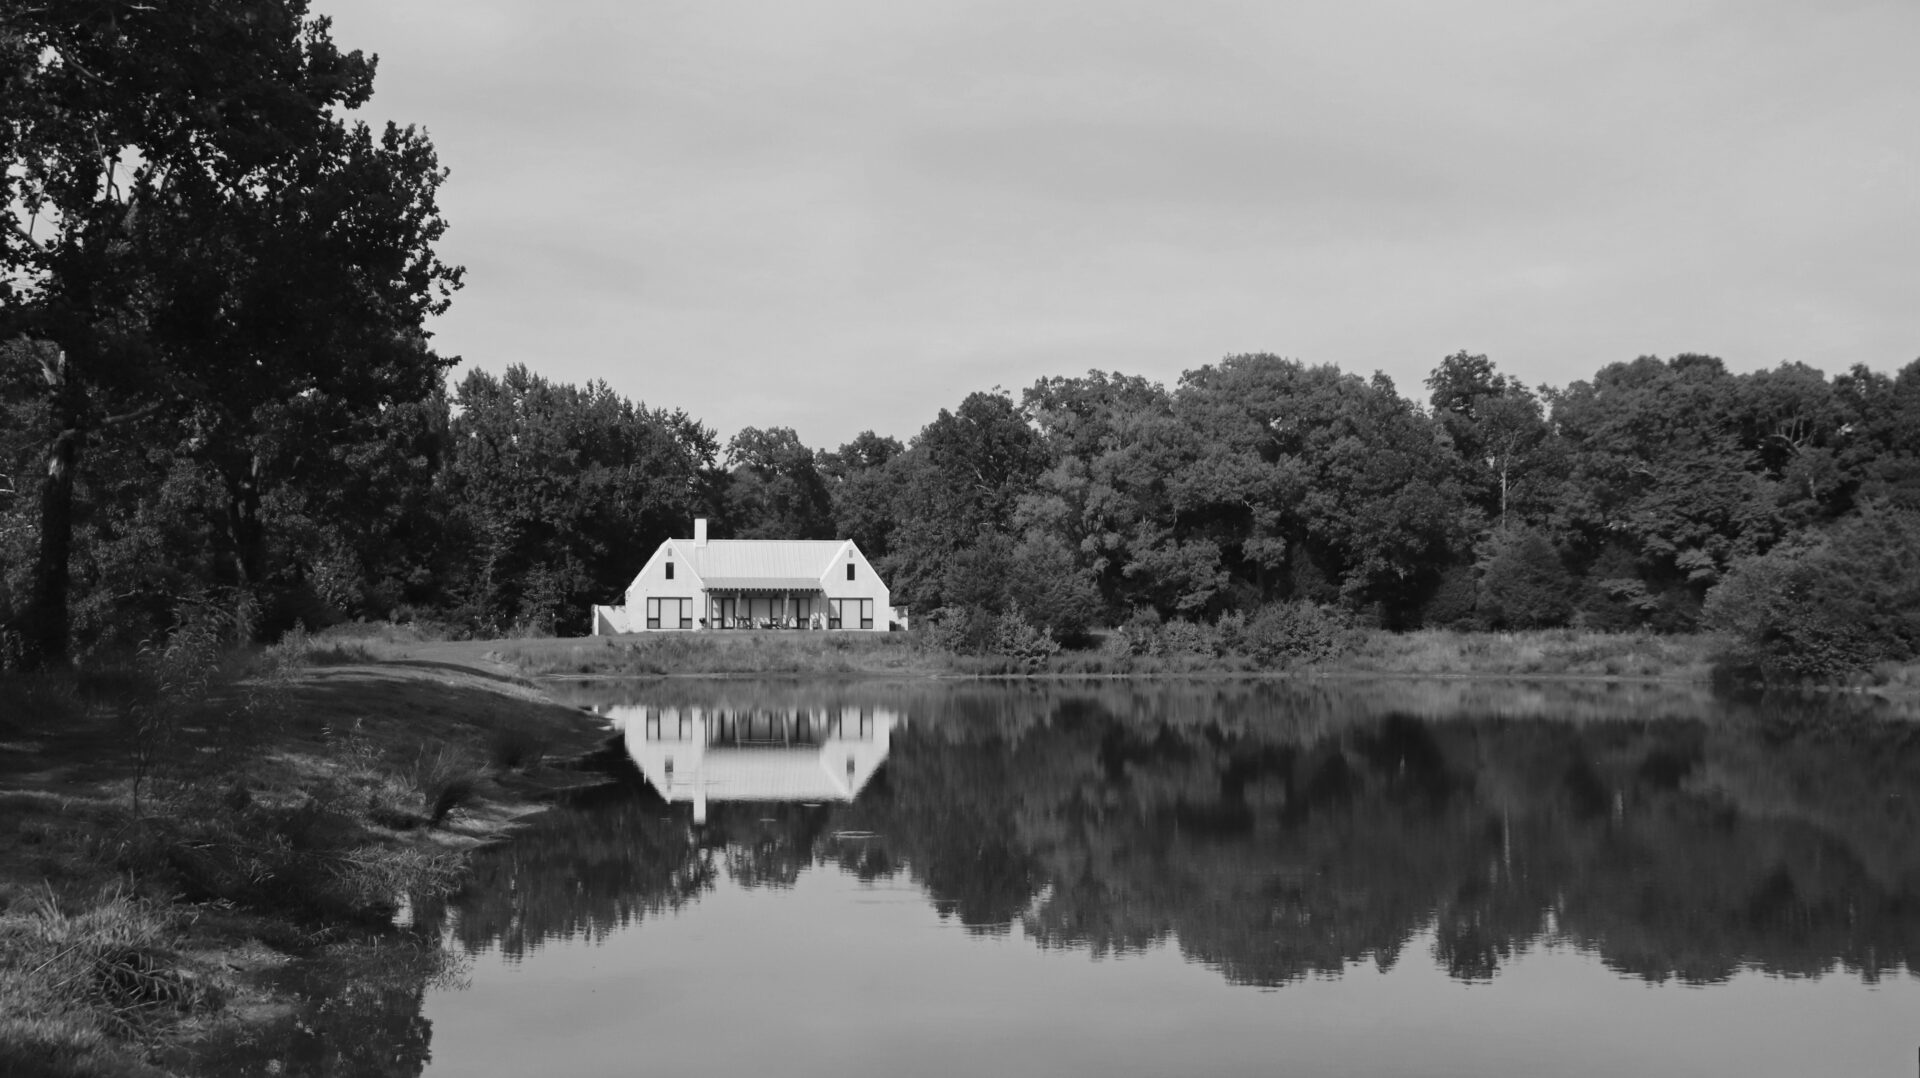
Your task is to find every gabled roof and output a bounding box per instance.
[663,539,850,584]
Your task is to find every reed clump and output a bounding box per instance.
[0,884,202,1077]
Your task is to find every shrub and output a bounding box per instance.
[1155,619,1218,657]
[937,531,1102,646]
[991,609,1060,668]
[1114,606,1162,655]
[409,746,485,827]
[1005,534,1102,642]
[1704,508,1920,680]
[1420,560,1482,629]
[1212,610,1248,655]
[1476,528,1573,629]
[924,606,999,655]
[1241,601,1354,665]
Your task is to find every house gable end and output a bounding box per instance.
[626,539,706,605]
[813,541,856,589]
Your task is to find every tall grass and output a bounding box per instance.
[505,626,1724,681]
[0,884,195,1077]
[1340,628,1719,680]
[500,631,941,677]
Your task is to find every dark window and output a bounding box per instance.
[646,598,661,630]
[846,562,856,581]
[665,562,674,580]
[859,598,874,630]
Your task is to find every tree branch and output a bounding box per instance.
[4,214,49,254]
[100,399,164,428]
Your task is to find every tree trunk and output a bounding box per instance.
[22,350,82,667]
[222,454,266,638]
[1499,461,1510,532]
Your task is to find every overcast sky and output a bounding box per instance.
[324,0,1917,450]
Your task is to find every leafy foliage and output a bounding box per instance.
[720,426,834,540]
[440,366,717,634]
[1,0,460,662]
[1476,529,1573,630]
[1704,508,1920,679]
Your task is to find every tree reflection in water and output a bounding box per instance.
[213,682,1912,1076]
[461,680,1920,989]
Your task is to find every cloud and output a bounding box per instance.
[322,0,1920,448]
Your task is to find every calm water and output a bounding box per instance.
[220,680,1920,1076]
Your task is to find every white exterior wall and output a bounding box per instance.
[623,540,706,630]
[591,605,631,635]
[612,705,900,822]
[814,542,896,631]
[601,533,898,633]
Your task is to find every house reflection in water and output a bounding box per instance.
[614,705,897,824]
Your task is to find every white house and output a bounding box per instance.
[592,518,899,634]
[614,704,898,824]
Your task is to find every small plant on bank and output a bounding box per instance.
[409,746,484,827]
[0,882,226,1076]
[488,726,550,773]
[128,597,244,814]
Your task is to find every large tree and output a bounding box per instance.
[720,426,834,539]
[444,366,717,633]
[1546,355,1781,626]
[883,391,1050,609]
[1016,372,1183,613]
[1426,351,1553,531]
[819,431,906,559]
[1831,359,1920,511]
[1,0,459,661]
[1173,355,1470,615]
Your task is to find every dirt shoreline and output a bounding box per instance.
[0,649,612,1077]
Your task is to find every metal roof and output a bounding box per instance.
[668,749,853,801]
[700,576,824,592]
[667,539,850,584]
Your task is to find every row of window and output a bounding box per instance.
[645,597,694,630]
[646,595,875,629]
[644,709,876,742]
[826,598,875,629]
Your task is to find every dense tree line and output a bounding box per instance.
[4,7,1916,674]
[9,319,1920,666]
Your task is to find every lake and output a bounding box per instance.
[236,679,1920,1076]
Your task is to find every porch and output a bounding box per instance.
[700,579,874,630]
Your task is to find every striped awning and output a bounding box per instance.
[701,577,824,592]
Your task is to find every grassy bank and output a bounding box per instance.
[0,639,606,1077]
[327,620,1920,690]
[488,631,943,677]
[363,624,1729,682]
[1336,628,1723,681]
